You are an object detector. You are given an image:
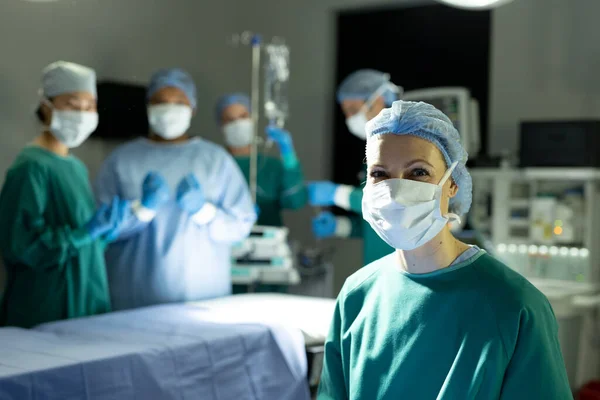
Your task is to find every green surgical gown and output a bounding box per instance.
[318,251,572,399]
[346,166,394,265]
[234,154,307,227]
[0,146,110,328]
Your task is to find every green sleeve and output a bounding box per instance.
[317,294,348,399]
[0,165,93,271]
[348,214,363,238]
[279,159,308,211]
[348,187,363,214]
[499,301,572,399]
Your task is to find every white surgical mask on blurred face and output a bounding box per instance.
[346,112,369,140]
[148,104,192,139]
[43,99,98,148]
[223,118,254,148]
[362,161,460,251]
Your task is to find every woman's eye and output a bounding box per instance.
[369,170,387,179]
[411,168,430,178]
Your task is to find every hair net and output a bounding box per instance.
[147,68,197,108]
[336,69,401,107]
[365,100,472,215]
[214,93,251,124]
[41,61,97,98]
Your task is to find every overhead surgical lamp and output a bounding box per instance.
[436,0,515,9]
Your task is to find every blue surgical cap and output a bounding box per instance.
[42,61,97,98]
[147,68,197,108]
[365,100,472,215]
[214,93,251,124]
[337,69,401,107]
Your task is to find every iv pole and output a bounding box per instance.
[249,34,261,205]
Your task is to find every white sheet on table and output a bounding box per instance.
[188,293,336,346]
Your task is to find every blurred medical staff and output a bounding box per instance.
[318,101,572,399]
[0,61,126,328]
[215,93,307,227]
[95,69,256,310]
[308,69,401,265]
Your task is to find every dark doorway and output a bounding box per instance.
[334,4,491,185]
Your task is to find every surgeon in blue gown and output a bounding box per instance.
[95,68,256,310]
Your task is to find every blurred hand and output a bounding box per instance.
[307,181,338,207]
[266,125,294,155]
[176,173,205,214]
[312,211,337,239]
[141,171,170,210]
[103,198,133,243]
[85,197,120,240]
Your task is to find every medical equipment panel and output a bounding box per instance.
[403,87,481,157]
[470,168,600,285]
[231,225,300,286]
[520,120,600,168]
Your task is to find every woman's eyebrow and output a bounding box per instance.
[403,159,435,169]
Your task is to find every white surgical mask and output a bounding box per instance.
[346,112,369,140]
[223,118,254,148]
[49,110,98,148]
[148,104,192,139]
[362,161,460,251]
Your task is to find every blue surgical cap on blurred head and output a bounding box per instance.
[42,61,97,98]
[337,69,401,107]
[365,100,472,215]
[214,93,251,124]
[147,68,197,109]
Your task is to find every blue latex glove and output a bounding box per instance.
[266,125,294,156]
[85,197,120,240]
[141,171,170,210]
[176,173,205,214]
[103,199,133,243]
[307,181,338,207]
[312,211,337,239]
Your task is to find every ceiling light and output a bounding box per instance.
[437,0,515,10]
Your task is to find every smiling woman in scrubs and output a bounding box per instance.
[318,101,572,399]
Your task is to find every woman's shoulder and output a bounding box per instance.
[7,147,51,177]
[472,253,551,314]
[339,253,394,299]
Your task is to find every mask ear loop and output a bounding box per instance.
[436,161,461,223]
[437,161,458,187]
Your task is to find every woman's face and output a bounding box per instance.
[221,104,250,125]
[366,134,458,214]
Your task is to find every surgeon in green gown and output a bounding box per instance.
[215,93,307,293]
[318,101,572,399]
[307,70,402,266]
[215,93,307,226]
[0,61,127,328]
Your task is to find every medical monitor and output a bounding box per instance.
[402,87,481,157]
[94,81,148,139]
